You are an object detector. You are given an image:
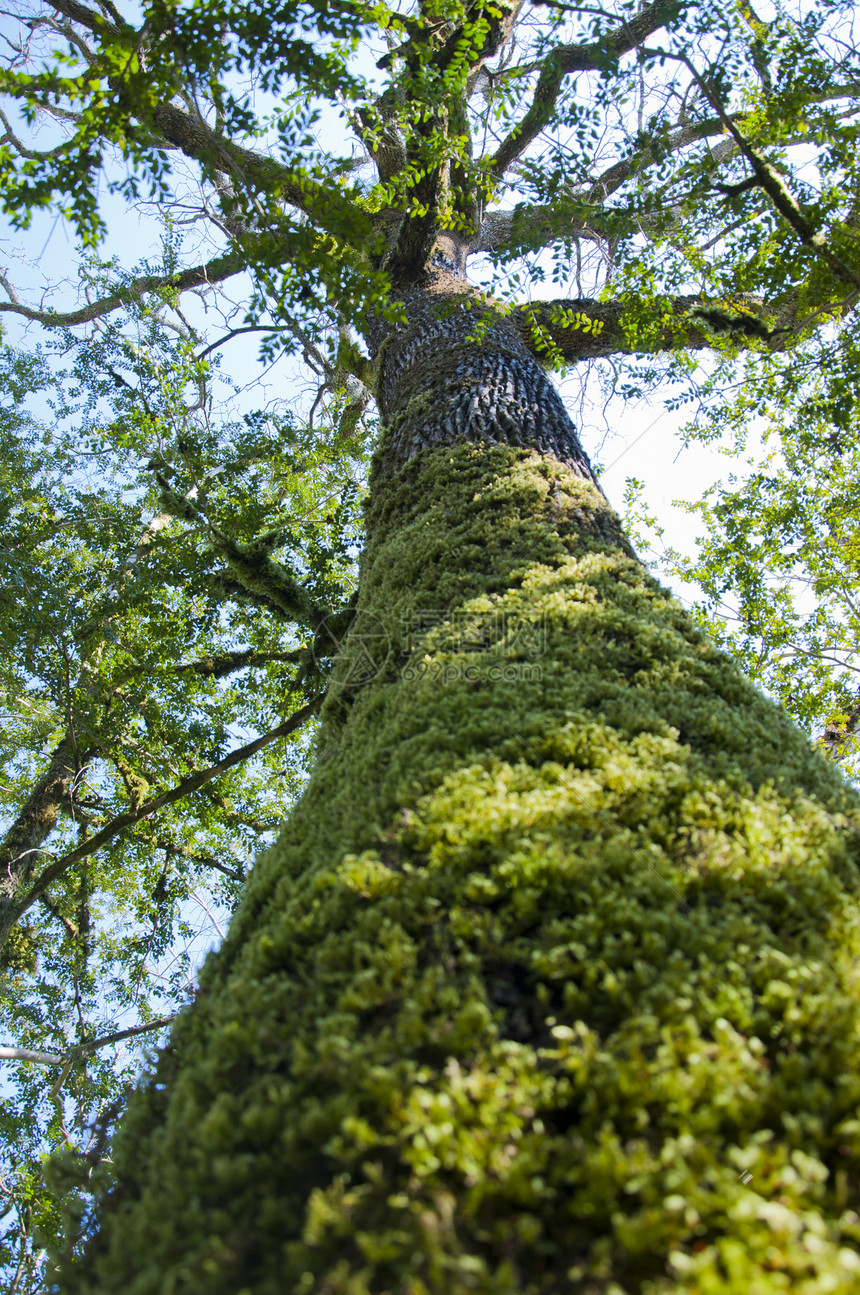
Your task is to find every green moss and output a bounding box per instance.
[0,920,38,973]
[63,444,860,1294]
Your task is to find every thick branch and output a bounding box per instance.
[515,291,812,362]
[35,3,370,244]
[351,101,408,184]
[148,104,290,192]
[173,649,305,680]
[718,133,860,291]
[140,104,371,239]
[0,695,324,948]
[71,1013,176,1056]
[380,0,523,76]
[188,853,244,882]
[45,0,127,40]
[475,205,613,254]
[0,1045,64,1065]
[207,570,306,621]
[489,0,683,178]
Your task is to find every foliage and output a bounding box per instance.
[0,288,370,1285]
[624,310,860,780]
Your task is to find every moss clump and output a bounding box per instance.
[0,921,38,973]
[64,443,860,1294]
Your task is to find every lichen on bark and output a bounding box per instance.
[62,425,860,1294]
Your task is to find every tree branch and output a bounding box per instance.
[154,475,327,628]
[71,1013,176,1056]
[0,1013,177,1069]
[477,87,860,258]
[350,100,408,184]
[139,102,370,238]
[0,250,243,327]
[193,324,290,362]
[188,853,244,882]
[172,649,305,679]
[0,1046,64,1065]
[474,205,613,254]
[0,694,324,948]
[583,117,734,202]
[45,0,127,40]
[651,47,860,290]
[0,105,71,161]
[474,117,744,256]
[39,893,78,939]
[515,290,818,363]
[0,738,94,906]
[488,0,683,178]
[27,4,371,244]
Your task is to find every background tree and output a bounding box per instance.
[0,0,860,1290]
[627,311,860,779]
[0,284,370,1288]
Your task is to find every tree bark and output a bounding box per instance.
[368,272,600,483]
[61,284,860,1295]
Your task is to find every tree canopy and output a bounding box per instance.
[0,293,369,1286]
[1,0,860,1287]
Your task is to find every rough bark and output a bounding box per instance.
[368,270,600,484]
[60,291,860,1295]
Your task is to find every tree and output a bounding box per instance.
[1,0,860,1288]
[0,296,369,1288]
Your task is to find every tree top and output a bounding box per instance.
[0,0,856,368]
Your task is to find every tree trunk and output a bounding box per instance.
[0,737,93,951]
[62,282,860,1294]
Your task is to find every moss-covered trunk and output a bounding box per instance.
[65,284,860,1293]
